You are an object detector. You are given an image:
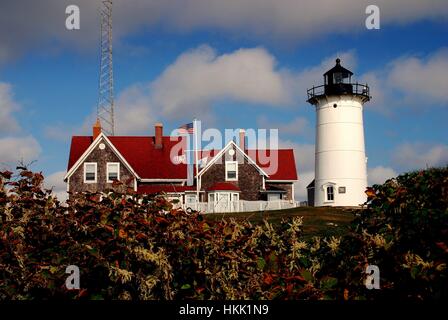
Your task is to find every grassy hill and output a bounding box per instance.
[204,206,356,239]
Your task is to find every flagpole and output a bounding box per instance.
[193,119,200,205]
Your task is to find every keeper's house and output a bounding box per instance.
[64,121,298,212]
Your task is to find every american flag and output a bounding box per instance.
[178,122,194,134]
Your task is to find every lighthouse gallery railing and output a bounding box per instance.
[307,83,370,102]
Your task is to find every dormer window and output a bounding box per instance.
[225,161,238,181]
[107,162,120,183]
[84,162,97,183]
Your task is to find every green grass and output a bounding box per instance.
[203,206,357,239]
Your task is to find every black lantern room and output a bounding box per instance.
[307,58,370,104]
[324,58,353,95]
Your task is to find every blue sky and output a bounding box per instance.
[0,0,447,200]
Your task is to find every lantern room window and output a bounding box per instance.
[333,72,351,84]
[333,72,343,84]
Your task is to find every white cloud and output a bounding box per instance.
[0,82,21,134]
[368,166,398,185]
[387,49,448,105]
[114,84,157,135]
[44,170,68,202]
[0,136,41,165]
[117,0,448,43]
[123,0,448,39]
[53,47,395,137]
[393,142,448,171]
[257,115,311,136]
[151,45,291,118]
[75,45,295,135]
[0,82,43,169]
[111,47,356,133]
[0,1,99,63]
[358,48,448,112]
[28,42,357,141]
[358,71,390,114]
[2,0,448,64]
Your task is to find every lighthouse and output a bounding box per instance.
[306,59,370,207]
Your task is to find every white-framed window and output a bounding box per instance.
[84,162,97,183]
[208,193,215,203]
[106,162,120,183]
[326,185,335,201]
[225,161,238,181]
[231,193,239,202]
[268,193,281,201]
[185,194,197,205]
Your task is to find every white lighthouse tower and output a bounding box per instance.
[307,59,370,207]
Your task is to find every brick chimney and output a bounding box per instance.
[155,123,163,149]
[239,129,245,151]
[93,118,102,140]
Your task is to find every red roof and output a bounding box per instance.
[248,149,298,181]
[206,182,241,191]
[68,136,188,179]
[67,136,93,171]
[67,136,298,181]
[137,184,196,194]
[197,149,298,180]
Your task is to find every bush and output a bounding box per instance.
[0,167,447,300]
[350,167,448,299]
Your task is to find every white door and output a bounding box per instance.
[215,193,230,213]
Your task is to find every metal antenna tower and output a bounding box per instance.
[97,0,115,136]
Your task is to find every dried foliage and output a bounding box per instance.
[0,167,447,300]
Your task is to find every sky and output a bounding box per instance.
[0,0,447,201]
